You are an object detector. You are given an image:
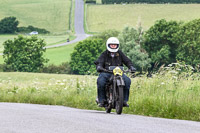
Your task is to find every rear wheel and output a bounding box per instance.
[115,86,124,115]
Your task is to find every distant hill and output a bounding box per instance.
[86,4,200,32]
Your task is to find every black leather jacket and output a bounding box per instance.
[95,50,134,70]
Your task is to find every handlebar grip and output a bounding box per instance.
[131,70,136,73]
[103,69,112,73]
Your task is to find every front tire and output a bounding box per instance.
[115,86,124,115]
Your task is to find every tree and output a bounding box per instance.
[70,38,105,75]
[3,35,48,72]
[0,16,19,34]
[143,19,181,66]
[173,19,200,66]
[118,26,151,72]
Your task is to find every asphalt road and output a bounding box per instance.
[0,103,200,133]
[45,0,90,49]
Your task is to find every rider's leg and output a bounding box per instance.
[122,74,131,102]
[97,72,112,104]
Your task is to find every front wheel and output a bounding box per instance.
[115,86,124,115]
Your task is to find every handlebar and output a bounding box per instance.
[101,68,112,73]
[97,66,136,74]
[101,68,135,74]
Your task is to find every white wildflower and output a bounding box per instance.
[50,78,55,81]
[190,66,194,70]
[172,76,178,79]
[172,63,179,65]
[60,83,65,85]
[170,70,178,74]
[168,64,172,67]
[35,87,39,90]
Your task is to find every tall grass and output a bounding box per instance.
[0,64,200,121]
[86,4,200,32]
[0,72,100,110]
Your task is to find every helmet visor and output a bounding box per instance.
[108,44,119,49]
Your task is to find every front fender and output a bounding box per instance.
[116,76,125,86]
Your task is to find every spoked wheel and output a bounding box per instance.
[115,86,124,115]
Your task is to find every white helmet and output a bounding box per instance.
[106,37,120,52]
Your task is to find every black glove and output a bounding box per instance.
[130,66,136,72]
[97,66,104,72]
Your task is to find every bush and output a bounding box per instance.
[17,25,50,34]
[0,64,5,72]
[41,62,71,74]
[143,19,181,66]
[3,35,48,72]
[70,38,105,74]
[118,26,151,72]
[85,0,96,3]
[0,16,19,34]
[172,19,200,66]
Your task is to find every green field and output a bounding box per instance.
[44,42,77,65]
[0,0,76,65]
[0,0,71,34]
[0,35,76,52]
[0,56,3,64]
[86,4,200,32]
[0,71,200,121]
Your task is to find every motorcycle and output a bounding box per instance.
[97,66,133,115]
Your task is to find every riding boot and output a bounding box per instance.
[97,87,106,103]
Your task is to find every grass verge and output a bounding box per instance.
[0,72,200,121]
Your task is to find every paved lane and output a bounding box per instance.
[45,0,90,49]
[0,103,200,133]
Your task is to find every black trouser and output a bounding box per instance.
[97,72,131,103]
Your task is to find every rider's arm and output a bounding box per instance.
[96,51,106,72]
[119,50,134,68]
[119,50,136,72]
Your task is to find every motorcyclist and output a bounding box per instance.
[95,37,136,107]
